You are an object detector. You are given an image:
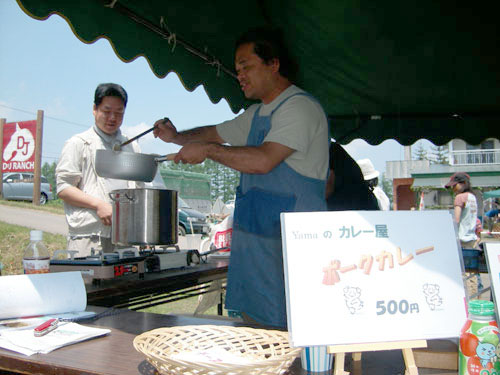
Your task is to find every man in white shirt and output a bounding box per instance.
[56,83,141,256]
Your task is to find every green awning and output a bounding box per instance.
[16,0,500,145]
[484,189,500,199]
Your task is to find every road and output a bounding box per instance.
[0,205,68,236]
[0,205,204,250]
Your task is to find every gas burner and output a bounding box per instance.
[86,255,102,261]
[50,252,146,282]
[114,248,141,259]
[103,253,120,262]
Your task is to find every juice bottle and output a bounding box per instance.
[459,299,500,375]
[23,230,50,274]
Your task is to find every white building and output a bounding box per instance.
[386,138,500,212]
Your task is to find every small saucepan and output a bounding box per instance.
[95,149,177,182]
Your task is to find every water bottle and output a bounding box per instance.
[459,299,500,374]
[23,230,50,274]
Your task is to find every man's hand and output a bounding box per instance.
[174,142,210,164]
[58,186,114,226]
[96,201,113,226]
[153,118,177,143]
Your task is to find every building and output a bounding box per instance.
[386,138,500,213]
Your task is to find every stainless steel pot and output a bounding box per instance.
[95,149,176,182]
[110,188,178,246]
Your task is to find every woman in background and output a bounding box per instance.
[445,172,478,248]
[445,172,481,295]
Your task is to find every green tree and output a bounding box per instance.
[413,142,428,160]
[380,172,393,203]
[163,160,239,203]
[41,161,57,194]
[430,145,449,165]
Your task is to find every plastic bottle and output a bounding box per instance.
[23,230,50,274]
[459,299,500,374]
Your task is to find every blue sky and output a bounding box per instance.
[0,0,426,174]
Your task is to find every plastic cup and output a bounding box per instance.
[300,346,334,373]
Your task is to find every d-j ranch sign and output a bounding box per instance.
[2,120,37,172]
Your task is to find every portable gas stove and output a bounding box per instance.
[50,248,146,283]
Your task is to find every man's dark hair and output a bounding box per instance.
[367,177,379,189]
[235,27,297,81]
[94,83,128,107]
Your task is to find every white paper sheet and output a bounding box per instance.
[0,322,110,355]
[0,272,87,319]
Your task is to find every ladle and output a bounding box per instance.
[112,125,157,151]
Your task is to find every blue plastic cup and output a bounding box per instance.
[300,346,334,373]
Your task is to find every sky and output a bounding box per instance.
[0,0,431,175]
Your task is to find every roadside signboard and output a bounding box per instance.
[2,120,37,173]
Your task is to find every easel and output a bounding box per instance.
[328,339,427,375]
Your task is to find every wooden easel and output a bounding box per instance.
[328,339,427,375]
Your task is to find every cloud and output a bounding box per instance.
[46,97,68,118]
[121,121,180,155]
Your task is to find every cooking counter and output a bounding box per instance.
[86,258,229,310]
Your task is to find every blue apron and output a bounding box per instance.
[225,93,328,328]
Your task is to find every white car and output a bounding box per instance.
[2,172,54,205]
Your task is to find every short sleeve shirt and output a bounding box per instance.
[216,85,329,180]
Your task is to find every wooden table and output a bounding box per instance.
[0,307,455,375]
[86,258,229,310]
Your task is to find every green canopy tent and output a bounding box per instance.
[16,0,500,145]
[484,189,500,199]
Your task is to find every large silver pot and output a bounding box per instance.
[95,149,176,182]
[110,188,178,246]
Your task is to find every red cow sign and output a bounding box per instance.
[2,120,37,173]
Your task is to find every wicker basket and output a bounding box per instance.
[133,325,301,375]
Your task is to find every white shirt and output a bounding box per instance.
[216,85,329,180]
[56,127,142,237]
[373,186,391,211]
[455,192,478,242]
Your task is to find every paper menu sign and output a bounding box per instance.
[0,272,86,320]
[280,210,467,347]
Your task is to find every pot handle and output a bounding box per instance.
[109,191,136,202]
[155,153,177,163]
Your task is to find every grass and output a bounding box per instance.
[0,200,224,316]
[0,198,65,215]
[0,221,67,275]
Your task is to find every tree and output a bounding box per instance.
[413,142,428,160]
[162,160,239,203]
[430,145,449,165]
[380,172,393,204]
[41,161,57,194]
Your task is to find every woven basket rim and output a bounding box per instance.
[133,325,301,374]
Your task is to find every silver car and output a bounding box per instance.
[2,172,54,205]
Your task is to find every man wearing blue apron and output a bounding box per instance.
[154,28,329,328]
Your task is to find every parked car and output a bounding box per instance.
[2,172,53,205]
[178,197,209,236]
